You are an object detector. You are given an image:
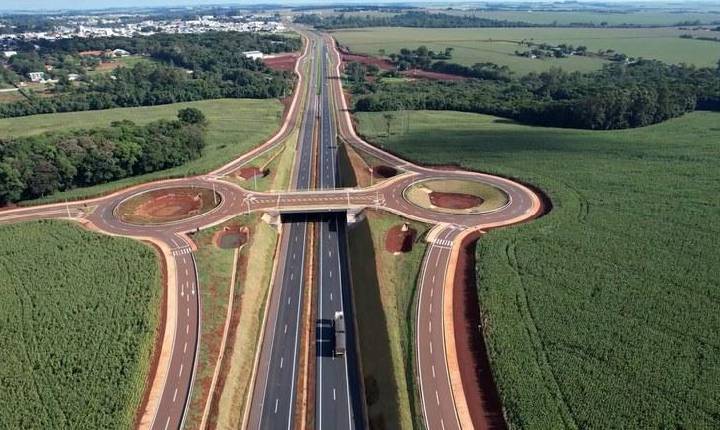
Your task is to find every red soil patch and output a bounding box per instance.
[341,52,394,71]
[263,53,299,72]
[453,232,506,430]
[401,68,467,81]
[94,61,120,72]
[213,226,249,249]
[133,242,168,428]
[429,191,483,210]
[384,223,416,253]
[235,166,267,180]
[136,193,203,219]
[371,165,397,178]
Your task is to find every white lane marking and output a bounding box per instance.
[432,365,436,379]
[179,364,183,377]
[274,398,279,414]
[292,253,296,260]
[287,296,291,305]
[329,293,333,302]
[186,324,189,334]
[430,288,434,298]
[429,341,433,355]
[290,272,294,281]
[429,303,433,314]
[333,388,336,401]
[329,270,332,279]
[441,418,446,430]
[173,388,178,402]
[429,321,432,333]
[184,342,187,353]
[284,324,288,334]
[432,275,436,283]
[164,416,170,430]
[186,308,190,317]
[436,391,440,405]
[280,357,284,369]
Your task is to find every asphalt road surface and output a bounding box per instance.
[245,36,319,430]
[0,29,542,430]
[314,43,364,430]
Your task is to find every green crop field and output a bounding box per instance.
[356,110,720,427]
[0,220,161,429]
[332,27,720,74]
[0,98,283,204]
[442,10,720,26]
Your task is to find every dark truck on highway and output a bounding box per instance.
[334,311,346,356]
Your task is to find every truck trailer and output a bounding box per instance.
[334,311,346,356]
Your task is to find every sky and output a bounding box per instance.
[1,0,716,12]
[0,0,698,13]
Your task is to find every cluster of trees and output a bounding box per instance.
[367,45,511,81]
[387,46,453,70]
[352,60,720,130]
[0,108,207,203]
[294,11,536,29]
[0,32,301,118]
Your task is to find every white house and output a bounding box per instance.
[28,71,45,82]
[67,73,80,81]
[3,51,17,59]
[242,50,264,60]
[111,48,130,57]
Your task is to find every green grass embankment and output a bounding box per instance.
[0,99,283,205]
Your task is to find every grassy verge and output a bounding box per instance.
[182,219,240,429]
[213,216,279,429]
[356,109,720,427]
[184,213,279,429]
[0,220,161,429]
[347,211,429,429]
[225,128,299,192]
[0,98,283,205]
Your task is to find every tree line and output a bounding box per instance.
[0,108,207,204]
[1,32,301,119]
[294,11,537,29]
[352,60,720,130]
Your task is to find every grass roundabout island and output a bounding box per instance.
[404,178,509,214]
[116,186,222,225]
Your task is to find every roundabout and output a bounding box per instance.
[115,186,223,225]
[403,178,510,215]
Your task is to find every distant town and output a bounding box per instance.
[0,13,286,43]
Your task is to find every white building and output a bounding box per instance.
[28,71,45,82]
[3,51,17,59]
[243,50,264,60]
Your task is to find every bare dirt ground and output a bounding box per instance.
[263,53,299,72]
[429,191,484,210]
[340,52,394,71]
[235,166,266,181]
[372,165,398,178]
[453,232,506,430]
[213,226,249,249]
[133,243,168,429]
[118,188,220,224]
[384,224,416,253]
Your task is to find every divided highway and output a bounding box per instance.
[0,29,543,430]
[245,37,319,430]
[315,43,364,430]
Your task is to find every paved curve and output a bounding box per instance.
[0,29,542,430]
